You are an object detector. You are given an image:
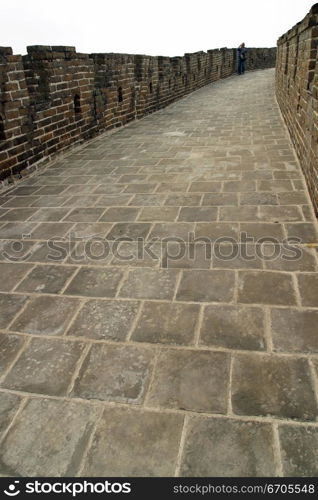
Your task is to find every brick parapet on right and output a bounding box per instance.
[276,3,318,214]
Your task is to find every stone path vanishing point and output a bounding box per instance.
[0,68,318,477]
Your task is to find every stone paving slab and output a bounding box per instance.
[0,69,318,476]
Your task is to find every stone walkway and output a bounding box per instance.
[0,68,318,477]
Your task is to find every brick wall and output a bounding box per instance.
[0,45,276,184]
[276,4,318,214]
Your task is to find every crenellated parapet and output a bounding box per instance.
[0,45,276,184]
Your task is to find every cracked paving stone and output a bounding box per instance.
[11,295,79,335]
[200,304,266,351]
[67,299,140,341]
[15,265,76,294]
[2,196,39,208]
[231,353,317,421]
[33,185,68,195]
[0,222,37,240]
[0,293,28,329]
[106,222,151,240]
[96,194,133,206]
[30,196,70,209]
[0,398,100,476]
[8,186,41,196]
[0,393,22,439]
[71,343,155,403]
[63,208,105,222]
[93,184,125,194]
[68,222,112,238]
[2,337,85,396]
[176,269,235,302]
[0,335,26,378]
[180,417,277,477]
[147,349,230,413]
[0,263,32,292]
[0,208,39,222]
[28,207,71,221]
[131,301,200,345]
[81,406,184,476]
[279,425,318,477]
[148,222,195,240]
[124,183,157,193]
[64,267,124,297]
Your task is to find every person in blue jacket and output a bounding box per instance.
[237,43,247,75]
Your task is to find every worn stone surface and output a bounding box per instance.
[200,304,266,350]
[72,344,155,403]
[0,293,28,329]
[82,406,184,476]
[16,265,76,294]
[0,398,100,476]
[147,349,230,413]
[106,222,151,240]
[232,354,317,421]
[100,207,140,222]
[271,308,318,353]
[279,425,318,477]
[297,273,318,307]
[2,338,85,396]
[132,301,199,345]
[67,299,140,341]
[64,267,124,297]
[119,268,178,300]
[180,417,277,476]
[0,263,32,292]
[11,295,79,335]
[0,67,317,477]
[0,335,26,378]
[238,271,297,305]
[0,392,22,439]
[176,269,235,302]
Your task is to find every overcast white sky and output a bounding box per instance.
[2,0,315,56]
